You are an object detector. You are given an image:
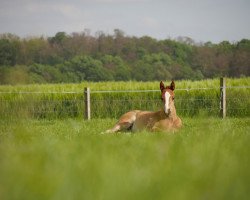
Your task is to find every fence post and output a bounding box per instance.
[220,77,226,118]
[84,87,91,120]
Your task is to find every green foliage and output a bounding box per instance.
[101,55,131,81]
[0,65,30,84]
[0,31,250,84]
[236,39,250,50]
[63,55,114,81]
[48,32,68,45]
[0,118,249,200]
[0,39,18,65]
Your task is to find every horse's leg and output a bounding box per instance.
[105,122,133,133]
[105,110,139,133]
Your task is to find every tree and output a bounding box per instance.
[0,30,250,84]
[61,56,113,82]
[49,32,68,45]
[0,65,30,84]
[0,39,17,66]
[101,55,131,81]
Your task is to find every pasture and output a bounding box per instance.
[0,117,250,200]
[0,78,250,119]
[0,78,250,200]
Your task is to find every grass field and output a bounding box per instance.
[1,77,249,92]
[1,77,250,118]
[0,117,250,200]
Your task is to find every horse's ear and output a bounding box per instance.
[170,80,175,91]
[160,81,165,91]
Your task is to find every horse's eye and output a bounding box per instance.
[172,97,175,100]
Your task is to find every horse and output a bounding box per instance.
[105,81,182,133]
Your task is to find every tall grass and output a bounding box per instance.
[0,77,249,118]
[0,77,249,92]
[0,117,249,200]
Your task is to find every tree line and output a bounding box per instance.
[0,29,249,84]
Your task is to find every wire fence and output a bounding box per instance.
[0,85,249,119]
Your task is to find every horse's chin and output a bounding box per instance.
[164,109,171,116]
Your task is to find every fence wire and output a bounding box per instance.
[0,86,249,119]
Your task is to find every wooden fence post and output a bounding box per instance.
[220,77,226,118]
[84,87,91,120]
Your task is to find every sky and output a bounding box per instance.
[0,0,250,43]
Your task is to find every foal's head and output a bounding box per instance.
[160,81,175,116]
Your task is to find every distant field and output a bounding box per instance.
[0,117,249,200]
[0,77,250,118]
[1,77,250,92]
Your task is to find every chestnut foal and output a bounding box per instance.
[106,81,182,133]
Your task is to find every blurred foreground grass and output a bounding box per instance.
[0,117,250,200]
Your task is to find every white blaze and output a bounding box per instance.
[164,91,171,114]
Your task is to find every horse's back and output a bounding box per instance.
[152,117,182,132]
[110,109,155,132]
[132,110,157,132]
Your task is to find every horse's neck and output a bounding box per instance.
[170,105,177,119]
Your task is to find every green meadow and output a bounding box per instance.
[0,78,250,200]
[0,77,250,119]
[0,117,249,200]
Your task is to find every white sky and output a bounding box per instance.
[0,0,249,43]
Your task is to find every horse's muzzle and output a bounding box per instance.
[164,108,171,116]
